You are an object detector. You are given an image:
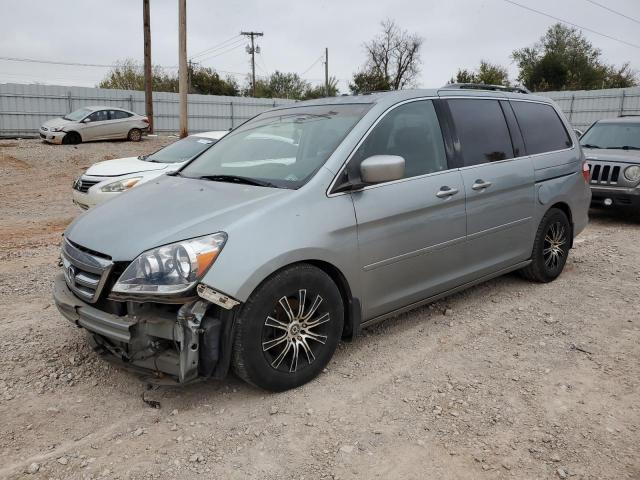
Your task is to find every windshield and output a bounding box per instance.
[63,107,93,122]
[146,136,219,163]
[580,122,640,150]
[180,104,372,189]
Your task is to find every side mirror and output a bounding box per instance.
[573,128,583,138]
[360,155,405,184]
[82,118,91,123]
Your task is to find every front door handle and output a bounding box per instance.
[436,186,459,198]
[471,179,492,191]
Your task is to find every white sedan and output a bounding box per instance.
[72,130,227,210]
[40,106,149,144]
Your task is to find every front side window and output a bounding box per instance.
[347,100,448,180]
[146,136,218,164]
[87,110,109,122]
[511,101,572,154]
[181,104,371,189]
[448,99,514,166]
[580,122,640,150]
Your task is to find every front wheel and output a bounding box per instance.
[520,208,571,283]
[232,264,344,391]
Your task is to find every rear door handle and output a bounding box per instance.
[436,186,459,198]
[471,179,492,191]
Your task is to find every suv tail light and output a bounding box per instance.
[581,160,590,183]
[142,117,149,124]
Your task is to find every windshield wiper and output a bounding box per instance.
[581,143,601,149]
[606,145,640,150]
[198,174,278,188]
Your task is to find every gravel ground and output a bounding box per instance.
[0,139,639,480]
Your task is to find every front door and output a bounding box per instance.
[79,110,110,141]
[346,100,467,320]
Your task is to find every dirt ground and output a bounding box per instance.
[0,138,638,480]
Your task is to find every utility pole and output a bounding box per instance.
[178,0,188,137]
[143,0,153,133]
[324,47,329,97]
[241,31,263,97]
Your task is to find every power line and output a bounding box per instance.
[196,40,246,63]
[0,56,179,69]
[301,53,325,76]
[503,0,640,49]
[582,0,640,25]
[190,34,243,60]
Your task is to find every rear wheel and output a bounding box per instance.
[232,264,344,391]
[62,131,81,145]
[520,208,571,283]
[127,128,142,142]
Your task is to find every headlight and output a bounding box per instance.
[101,177,142,192]
[624,165,640,183]
[111,233,227,295]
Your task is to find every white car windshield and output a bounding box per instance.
[63,107,93,122]
[145,136,218,163]
[580,122,640,150]
[180,104,372,189]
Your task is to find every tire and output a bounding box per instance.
[62,131,81,145]
[127,128,142,142]
[520,208,571,283]
[232,264,344,391]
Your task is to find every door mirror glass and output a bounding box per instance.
[82,117,91,123]
[360,155,405,184]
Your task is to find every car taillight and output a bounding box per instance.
[582,160,590,183]
[142,117,149,124]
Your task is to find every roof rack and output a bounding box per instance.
[442,83,531,95]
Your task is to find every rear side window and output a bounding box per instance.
[511,101,572,155]
[349,100,448,180]
[110,110,132,120]
[448,99,514,166]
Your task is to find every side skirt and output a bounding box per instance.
[360,260,532,329]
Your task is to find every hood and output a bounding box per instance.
[65,175,288,261]
[86,156,171,176]
[582,148,640,165]
[42,117,75,129]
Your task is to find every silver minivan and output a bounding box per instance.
[53,86,591,391]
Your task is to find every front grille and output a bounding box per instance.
[74,176,102,193]
[61,239,113,303]
[587,162,621,185]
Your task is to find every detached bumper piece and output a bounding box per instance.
[53,273,236,384]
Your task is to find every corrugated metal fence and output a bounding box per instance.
[545,86,640,131]
[0,83,295,137]
[2,83,639,137]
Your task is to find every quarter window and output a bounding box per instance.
[349,100,448,180]
[448,99,514,166]
[511,101,572,155]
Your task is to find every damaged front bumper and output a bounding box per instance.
[53,273,238,384]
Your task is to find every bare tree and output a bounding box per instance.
[360,19,423,90]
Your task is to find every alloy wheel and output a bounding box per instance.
[261,289,331,373]
[543,221,567,271]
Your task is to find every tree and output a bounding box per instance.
[450,61,510,86]
[302,77,340,100]
[350,19,423,94]
[512,24,638,91]
[99,59,239,95]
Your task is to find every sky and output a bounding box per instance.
[0,0,638,94]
